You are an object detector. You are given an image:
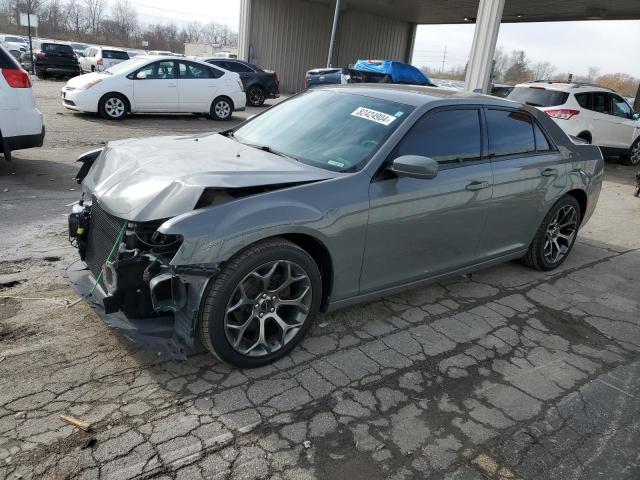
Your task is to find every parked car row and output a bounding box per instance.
[305,59,435,88]
[508,81,640,165]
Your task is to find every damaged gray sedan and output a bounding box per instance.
[67,85,603,368]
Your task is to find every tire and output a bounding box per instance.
[198,238,322,368]
[623,138,640,166]
[522,195,581,271]
[210,97,233,121]
[247,85,266,107]
[99,93,128,121]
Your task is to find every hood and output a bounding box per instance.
[83,132,339,222]
[66,72,109,88]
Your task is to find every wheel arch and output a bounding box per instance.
[576,130,592,143]
[212,95,234,111]
[565,189,588,225]
[99,91,132,112]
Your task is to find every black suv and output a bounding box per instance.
[205,58,279,107]
[22,42,80,79]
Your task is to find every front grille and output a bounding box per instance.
[85,199,127,282]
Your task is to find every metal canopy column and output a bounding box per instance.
[327,0,342,67]
[464,0,505,93]
[238,0,253,62]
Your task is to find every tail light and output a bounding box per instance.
[2,68,32,88]
[97,58,104,66]
[36,52,46,60]
[545,109,580,120]
[304,76,309,88]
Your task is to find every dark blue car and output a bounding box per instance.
[305,60,434,89]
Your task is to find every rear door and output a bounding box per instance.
[177,61,222,112]
[361,107,494,292]
[480,108,567,258]
[588,91,617,147]
[132,60,178,111]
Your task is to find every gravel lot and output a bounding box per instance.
[1,79,640,480]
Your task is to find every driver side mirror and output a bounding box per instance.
[136,71,147,79]
[388,155,439,180]
[633,112,640,121]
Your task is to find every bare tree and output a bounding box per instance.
[492,46,508,82]
[64,0,86,37]
[586,67,600,82]
[530,61,556,81]
[110,0,136,44]
[84,0,105,37]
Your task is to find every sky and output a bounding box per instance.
[133,0,640,78]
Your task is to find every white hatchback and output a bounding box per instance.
[0,45,44,161]
[509,82,640,165]
[61,56,246,121]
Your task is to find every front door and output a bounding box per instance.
[480,108,567,258]
[132,60,178,111]
[360,107,493,293]
[609,93,639,149]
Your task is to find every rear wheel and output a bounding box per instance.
[522,195,581,271]
[99,93,128,120]
[210,97,233,121]
[247,85,266,107]
[198,238,322,368]
[623,138,640,166]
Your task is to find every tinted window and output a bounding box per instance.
[136,60,176,79]
[508,87,569,107]
[592,92,610,114]
[575,93,590,108]
[102,50,129,60]
[611,94,632,119]
[533,123,551,152]
[223,61,253,73]
[0,45,20,69]
[179,61,212,78]
[233,90,413,172]
[394,109,481,165]
[42,43,74,55]
[486,109,535,156]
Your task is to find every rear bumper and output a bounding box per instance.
[36,64,81,76]
[3,126,45,152]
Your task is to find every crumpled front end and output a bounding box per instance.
[66,197,218,359]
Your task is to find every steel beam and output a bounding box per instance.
[327,0,342,68]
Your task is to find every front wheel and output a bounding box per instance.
[99,93,128,120]
[199,238,322,368]
[210,97,233,121]
[522,195,581,271]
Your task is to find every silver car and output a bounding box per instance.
[67,85,604,367]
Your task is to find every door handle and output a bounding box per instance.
[167,84,177,88]
[541,168,558,177]
[465,181,490,191]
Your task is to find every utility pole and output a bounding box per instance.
[440,46,447,73]
[26,1,35,76]
[327,0,341,68]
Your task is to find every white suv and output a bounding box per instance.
[509,81,640,165]
[80,47,130,73]
[0,45,44,161]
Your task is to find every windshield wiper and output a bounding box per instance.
[252,144,298,161]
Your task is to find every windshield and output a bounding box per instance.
[233,90,413,172]
[105,57,148,75]
[508,86,569,107]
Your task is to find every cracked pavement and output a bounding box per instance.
[1,80,640,479]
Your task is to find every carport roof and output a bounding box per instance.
[311,0,640,24]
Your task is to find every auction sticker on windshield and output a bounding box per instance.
[351,107,397,126]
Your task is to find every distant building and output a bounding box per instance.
[184,43,238,58]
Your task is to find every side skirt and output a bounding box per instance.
[326,250,527,313]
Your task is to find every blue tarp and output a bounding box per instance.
[353,60,433,86]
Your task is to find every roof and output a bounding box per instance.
[517,81,614,93]
[320,83,521,108]
[310,0,640,24]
